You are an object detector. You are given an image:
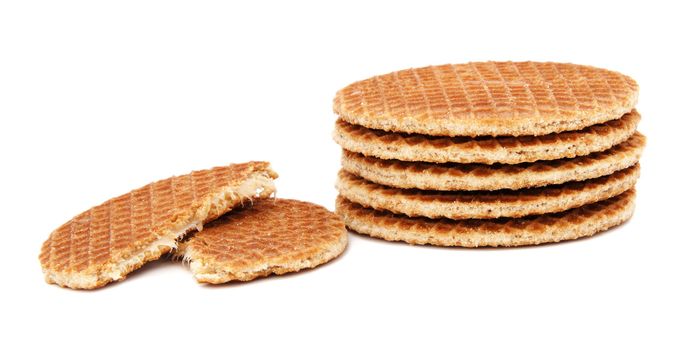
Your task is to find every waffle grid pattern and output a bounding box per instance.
[40,162,275,287]
[180,199,347,282]
[334,62,638,136]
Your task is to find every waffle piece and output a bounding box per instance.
[336,165,638,219]
[334,110,639,164]
[336,190,636,247]
[176,199,348,284]
[342,132,645,191]
[39,162,278,289]
[334,62,638,137]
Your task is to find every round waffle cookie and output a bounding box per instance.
[341,132,645,191]
[334,62,638,137]
[336,190,636,247]
[39,162,278,290]
[336,164,639,219]
[334,110,640,164]
[176,199,348,284]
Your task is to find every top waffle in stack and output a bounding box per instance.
[332,62,645,247]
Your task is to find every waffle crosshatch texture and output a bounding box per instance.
[177,199,348,284]
[332,62,644,246]
[39,162,278,289]
[333,62,639,137]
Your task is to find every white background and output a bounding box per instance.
[1,1,690,349]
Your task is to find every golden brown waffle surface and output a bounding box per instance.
[341,132,645,191]
[39,162,278,289]
[177,199,348,284]
[336,190,636,247]
[334,62,638,137]
[334,110,640,164]
[336,165,639,219]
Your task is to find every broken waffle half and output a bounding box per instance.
[39,162,278,289]
[176,198,348,284]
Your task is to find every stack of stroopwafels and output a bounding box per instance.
[333,61,645,247]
